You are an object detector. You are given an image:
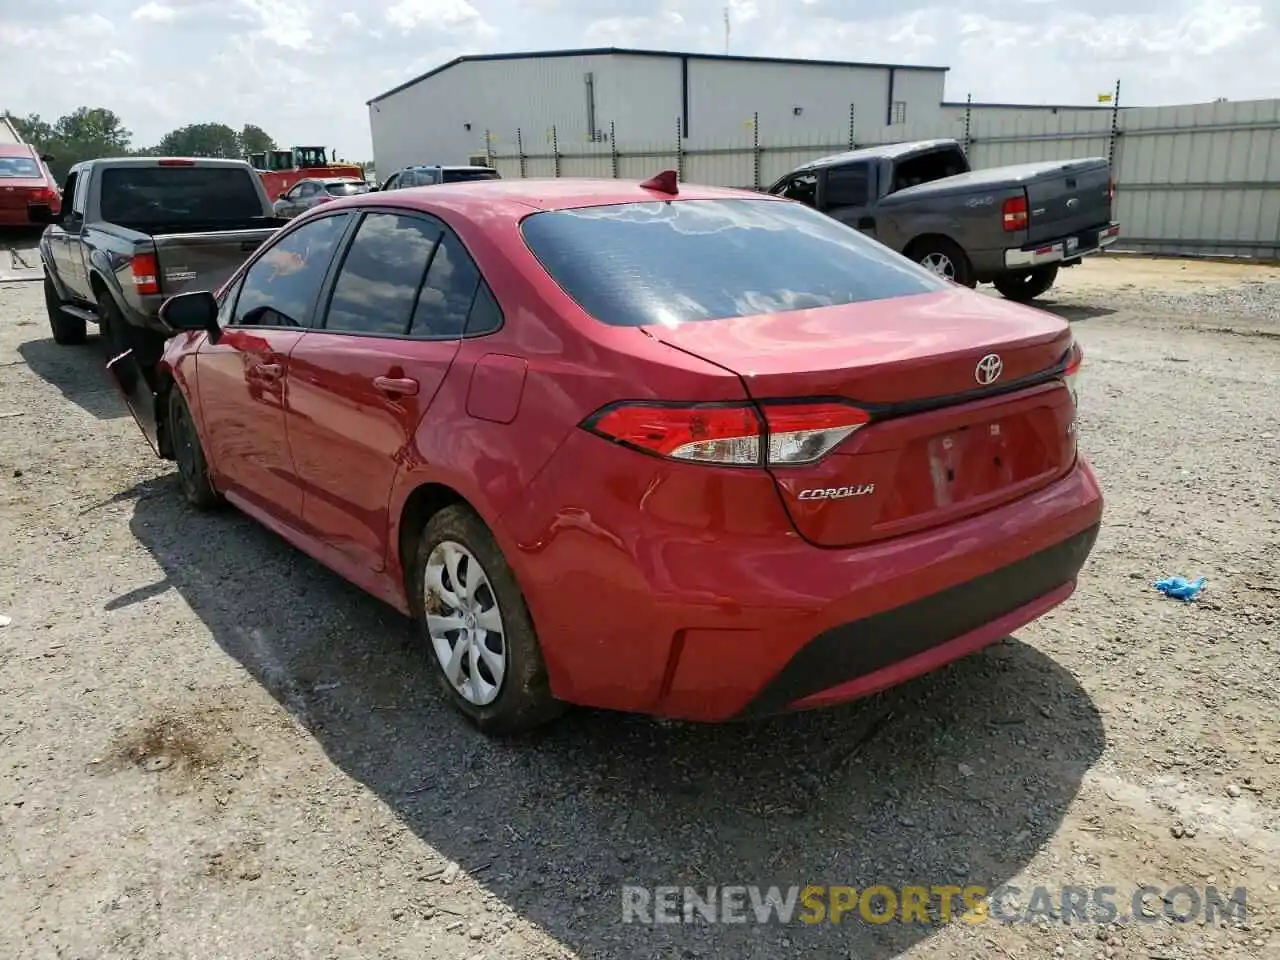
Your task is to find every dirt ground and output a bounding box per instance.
[0,250,1277,960]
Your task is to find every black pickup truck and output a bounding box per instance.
[33,157,285,378]
[768,138,1120,302]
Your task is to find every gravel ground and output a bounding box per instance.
[0,251,1278,960]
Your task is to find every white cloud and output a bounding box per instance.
[0,0,1274,163]
[131,2,178,22]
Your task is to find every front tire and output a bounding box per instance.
[167,388,223,510]
[45,274,86,345]
[410,504,563,736]
[994,265,1059,302]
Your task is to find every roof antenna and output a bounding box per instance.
[639,170,679,194]
[723,6,730,54]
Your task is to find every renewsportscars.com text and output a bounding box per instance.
[621,884,1248,926]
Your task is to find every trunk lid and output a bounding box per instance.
[152,228,276,298]
[645,287,1078,547]
[0,177,52,216]
[1022,158,1112,244]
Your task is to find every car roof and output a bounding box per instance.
[792,138,962,172]
[339,177,771,216]
[400,164,494,172]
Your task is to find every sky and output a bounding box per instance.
[1,0,1276,161]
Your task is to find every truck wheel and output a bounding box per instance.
[168,388,223,510]
[911,239,975,288]
[45,275,86,345]
[409,504,565,737]
[96,291,139,393]
[994,265,1059,302]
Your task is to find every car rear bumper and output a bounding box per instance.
[503,432,1104,722]
[1005,222,1120,270]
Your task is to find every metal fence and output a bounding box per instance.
[483,97,1280,260]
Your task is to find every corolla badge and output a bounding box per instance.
[975,353,1003,385]
[797,484,875,501]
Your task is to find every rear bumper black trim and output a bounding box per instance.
[737,522,1100,718]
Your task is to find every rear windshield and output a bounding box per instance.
[325,182,368,196]
[442,169,500,183]
[99,166,263,224]
[0,157,40,178]
[520,198,949,327]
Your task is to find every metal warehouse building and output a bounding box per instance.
[366,47,950,176]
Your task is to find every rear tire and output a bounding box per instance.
[910,238,976,288]
[96,291,141,393]
[994,265,1059,302]
[167,388,223,511]
[410,504,564,736]
[45,274,86,345]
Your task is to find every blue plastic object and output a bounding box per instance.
[1152,576,1206,602]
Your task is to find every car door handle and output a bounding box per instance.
[373,375,419,396]
[254,362,283,380]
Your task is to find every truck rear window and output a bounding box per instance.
[325,182,369,197]
[520,197,949,327]
[99,166,263,224]
[442,169,500,183]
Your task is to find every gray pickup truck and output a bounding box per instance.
[33,157,285,378]
[767,138,1120,302]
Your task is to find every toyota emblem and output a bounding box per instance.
[975,353,1003,385]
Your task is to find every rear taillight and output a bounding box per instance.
[583,400,870,467]
[157,158,196,166]
[1063,342,1083,411]
[1002,195,1028,232]
[131,253,160,296]
[29,187,58,203]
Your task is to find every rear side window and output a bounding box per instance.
[824,165,870,207]
[409,231,481,338]
[325,213,441,335]
[520,198,949,327]
[99,166,264,224]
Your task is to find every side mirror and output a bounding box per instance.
[277,192,287,200]
[27,204,55,226]
[159,290,221,344]
[39,153,55,163]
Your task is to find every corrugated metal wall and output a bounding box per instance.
[490,98,1280,259]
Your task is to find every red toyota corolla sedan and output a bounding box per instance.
[109,173,1102,735]
[0,144,61,226]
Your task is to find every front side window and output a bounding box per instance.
[520,197,949,328]
[233,213,349,328]
[324,213,442,335]
[771,173,817,206]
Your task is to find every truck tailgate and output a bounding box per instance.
[1024,160,1112,244]
[153,228,277,297]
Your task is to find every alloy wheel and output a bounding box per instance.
[920,252,956,279]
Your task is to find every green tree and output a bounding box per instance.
[155,122,241,158]
[1,106,132,181]
[238,123,275,155]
